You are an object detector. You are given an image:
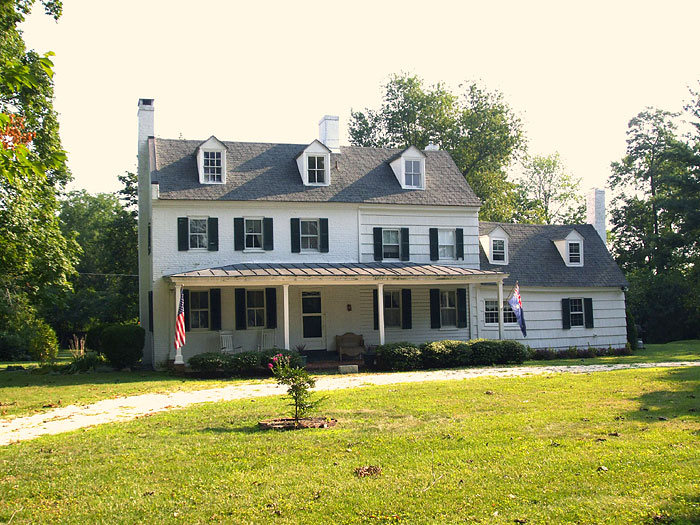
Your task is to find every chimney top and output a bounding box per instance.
[425,141,439,151]
[318,115,340,153]
[138,98,154,109]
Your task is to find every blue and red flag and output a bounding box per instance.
[507,282,527,337]
[174,289,186,350]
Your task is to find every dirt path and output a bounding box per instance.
[1,361,698,446]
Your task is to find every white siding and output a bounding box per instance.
[358,206,480,267]
[474,286,627,349]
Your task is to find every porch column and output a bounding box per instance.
[283,284,290,350]
[497,278,504,340]
[174,284,185,365]
[377,282,385,345]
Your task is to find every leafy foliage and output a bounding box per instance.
[269,353,323,423]
[99,324,144,369]
[349,74,526,221]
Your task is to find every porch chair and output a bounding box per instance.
[335,332,365,362]
[219,331,242,354]
[257,329,276,351]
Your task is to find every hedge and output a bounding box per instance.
[100,324,145,369]
[187,349,302,378]
[375,342,422,371]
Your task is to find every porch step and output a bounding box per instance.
[306,359,362,371]
[338,365,359,374]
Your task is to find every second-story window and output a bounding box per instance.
[308,156,326,184]
[189,218,208,249]
[245,219,263,249]
[203,151,222,183]
[568,242,581,265]
[382,229,400,259]
[300,219,319,250]
[404,159,422,188]
[439,229,455,259]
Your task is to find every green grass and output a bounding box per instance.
[1,366,699,524]
[523,339,700,367]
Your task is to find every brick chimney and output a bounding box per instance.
[586,188,606,242]
[318,115,340,153]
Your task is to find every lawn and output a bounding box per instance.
[1,366,698,524]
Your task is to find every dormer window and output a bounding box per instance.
[492,239,506,262]
[203,151,222,183]
[296,140,331,186]
[567,241,582,265]
[389,146,426,190]
[404,159,422,188]
[196,136,227,184]
[308,156,326,184]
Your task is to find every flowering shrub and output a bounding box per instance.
[269,353,323,424]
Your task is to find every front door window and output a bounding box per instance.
[302,291,323,339]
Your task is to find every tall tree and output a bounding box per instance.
[349,74,526,221]
[518,152,585,224]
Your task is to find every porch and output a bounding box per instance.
[164,262,508,365]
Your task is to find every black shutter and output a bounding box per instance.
[429,228,438,261]
[456,228,464,260]
[177,217,189,251]
[210,288,221,330]
[235,288,246,330]
[562,298,571,330]
[430,288,441,329]
[401,289,412,329]
[373,228,383,261]
[234,218,244,251]
[265,287,277,329]
[400,228,410,261]
[373,289,379,330]
[207,217,218,251]
[183,289,190,332]
[456,288,467,328]
[290,218,301,253]
[320,218,329,253]
[584,298,594,328]
[263,218,274,251]
[148,291,153,332]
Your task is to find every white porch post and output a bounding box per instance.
[283,284,290,350]
[377,282,385,345]
[174,284,185,365]
[497,278,504,340]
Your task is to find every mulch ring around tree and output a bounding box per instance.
[258,417,338,430]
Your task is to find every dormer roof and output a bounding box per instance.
[295,139,331,160]
[197,135,227,151]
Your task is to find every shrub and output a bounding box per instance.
[469,340,502,366]
[188,352,234,373]
[420,341,451,368]
[85,324,108,353]
[497,340,529,364]
[529,348,557,360]
[28,319,59,364]
[269,353,323,423]
[259,348,303,369]
[100,324,145,369]
[0,331,28,361]
[227,352,263,376]
[375,342,421,371]
[66,351,105,373]
[626,309,638,350]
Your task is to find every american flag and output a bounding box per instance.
[507,282,527,337]
[174,289,186,350]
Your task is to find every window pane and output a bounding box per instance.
[439,245,455,258]
[247,291,264,308]
[303,316,322,338]
[383,230,399,244]
[190,219,206,233]
[383,245,400,259]
[246,220,261,233]
[385,309,400,327]
[302,295,322,314]
[316,156,324,169]
[301,220,318,235]
[441,309,456,326]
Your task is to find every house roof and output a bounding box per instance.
[479,222,628,288]
[168,262,503,282]
[152,139,480,207]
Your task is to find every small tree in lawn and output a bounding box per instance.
[268,354,323,425]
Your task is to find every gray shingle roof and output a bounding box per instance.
[479,222,628,288]
[152,139,480,206]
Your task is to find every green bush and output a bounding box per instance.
[626,309,638,350]
[496,340,529,364]
[85,324,109,353]
[188,352,234,373]
[66,351,105,373]
[259,348,303,369]
[227,352,263,376]
[469,340,501,366]
[421,340,472,368]
[0,331,28,361]
[375,342,422,371]
[28,319,59,364]
[100,324,144,369]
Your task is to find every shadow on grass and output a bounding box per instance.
[624,366,700,423]
[653,492,700,524]
[0,369,188,390]
[200,425,265,435]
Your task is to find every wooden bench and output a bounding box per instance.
[335,332,365,362]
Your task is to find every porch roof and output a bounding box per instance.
[166,262,506,286]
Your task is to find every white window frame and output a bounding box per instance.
[440,290,457,328]
[569,297,585,327]
[246,289,266,329]
[484,300,517,325]
[202,150,223,183]
[189,290,210,330]
[384,290,402,329]
[188,217,208,250]
[438,229,456,260]
[382,229,401,260]
[300,219,320,252]
[567,241,583,266]
[490,237,508,265]
[244,217,264,251]
[307,155,327,185]
[404,158,423,189]
[197,143,226,185]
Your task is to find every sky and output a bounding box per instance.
[20,0,700,197]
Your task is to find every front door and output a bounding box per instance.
[301,290,325,350]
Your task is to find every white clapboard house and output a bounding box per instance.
[136,99,628,368]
